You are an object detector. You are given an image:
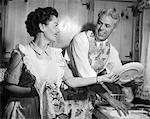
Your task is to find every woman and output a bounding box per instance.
[3,7,124,119]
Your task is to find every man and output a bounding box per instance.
[64,8,129,117]
[65,8,122,78]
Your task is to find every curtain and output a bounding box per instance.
[136,9,150,101]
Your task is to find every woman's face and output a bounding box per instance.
[43,16,59,43]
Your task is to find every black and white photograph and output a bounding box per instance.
[0,0,150,119]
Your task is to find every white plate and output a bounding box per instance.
[113,62,144,84]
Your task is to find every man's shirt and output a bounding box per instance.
[65,31,122,78]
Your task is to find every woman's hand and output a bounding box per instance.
[97,74,120,83]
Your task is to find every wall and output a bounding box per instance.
[141,9,150,88]
[141,9,150,64]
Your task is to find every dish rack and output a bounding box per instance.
[95,93,125,105]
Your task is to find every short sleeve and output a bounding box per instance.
[4,49,23,85]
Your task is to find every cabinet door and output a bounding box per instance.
[0,1,8,67]
[0,4,2,63]
[94,1,134,63]
[54,0,89,48]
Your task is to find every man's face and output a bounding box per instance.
[95,15,117,41]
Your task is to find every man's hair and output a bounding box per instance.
[98,8,120,26]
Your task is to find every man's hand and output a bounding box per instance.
[132,74,144,86]
[108,97,129,116]
[122,74,144,87]
[101,92,129,117]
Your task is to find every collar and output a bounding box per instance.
[85,30,110,48]
[96,39,109,48]
[29,41,49,55]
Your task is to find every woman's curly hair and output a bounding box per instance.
[25,7,58,37]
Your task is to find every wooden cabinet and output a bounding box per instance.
[0,0,7,68]
[0,2,2,66]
